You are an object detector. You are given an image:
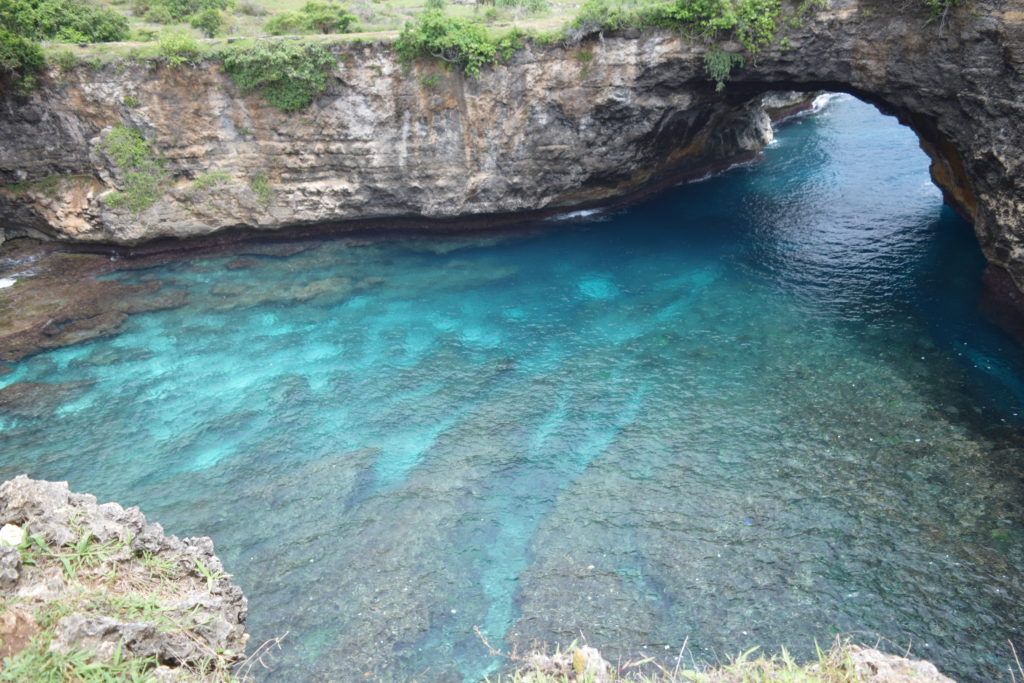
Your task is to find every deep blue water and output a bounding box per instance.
[1,95,1023,681]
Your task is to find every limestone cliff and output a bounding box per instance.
[0,0,1022,301]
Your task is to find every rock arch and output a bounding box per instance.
[0,0,1021,303]
[620,0,1024,303]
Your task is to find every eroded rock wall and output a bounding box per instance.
[0,37,775,246]
[0,0,1021,297]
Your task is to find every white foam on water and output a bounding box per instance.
[546,208,605,222]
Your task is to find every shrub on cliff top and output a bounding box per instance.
[395,10,524,77]
[568,0,780,51]
[157,28,203,65]
[566,0,782,90]
[264,1,359,35]
[190,8,224,38]
[0,28,44,92]
[0,0,130,43]
[131,0,232,24]
[219,39,336,111]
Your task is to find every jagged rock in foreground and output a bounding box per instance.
[515,641,955,682]
[0,475,248,680]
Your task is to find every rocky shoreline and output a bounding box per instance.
[0,476,248,680]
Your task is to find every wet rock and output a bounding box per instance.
[209,275,352,310]
[0,380,93,419]
[225,256,258,270]
[0,243,189,363]
[73,345,154,368]
[760,91,821,122]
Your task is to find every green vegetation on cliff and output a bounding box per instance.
[99,125,169,212]
[0,0,975,98]
[565,0,809,88]
[0,29,43,92]
[219,38,335,110]
[395,9,524,77]
[568,0,781,50]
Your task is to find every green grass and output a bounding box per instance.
[194,557,229,591]
[0,633,157,683]
[248,171,273,204]
[1,525,242,681]
[190,169,231,190]
[3,174,94,198]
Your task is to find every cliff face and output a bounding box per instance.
[0,37,776,245]
[0,0,1022,296]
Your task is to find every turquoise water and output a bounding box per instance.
[2,95,1024,681]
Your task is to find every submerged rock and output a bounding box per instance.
[0,242,189,363]
[0,380,93,418]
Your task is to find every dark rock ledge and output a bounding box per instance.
[0,475,248,680]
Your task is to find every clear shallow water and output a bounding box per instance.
[2,95,1024,681]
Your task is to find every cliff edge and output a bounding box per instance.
[0,475,248,680]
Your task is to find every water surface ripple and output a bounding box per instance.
[1,96,1023,681]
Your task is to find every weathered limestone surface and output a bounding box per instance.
[0,476,248,678]
[520,643,956,682]
[0,0,1021,297]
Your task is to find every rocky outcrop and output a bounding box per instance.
[0,240,192,364]
[0,476,248,679]
[0,0,1022,300]
[511,641,955,682]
